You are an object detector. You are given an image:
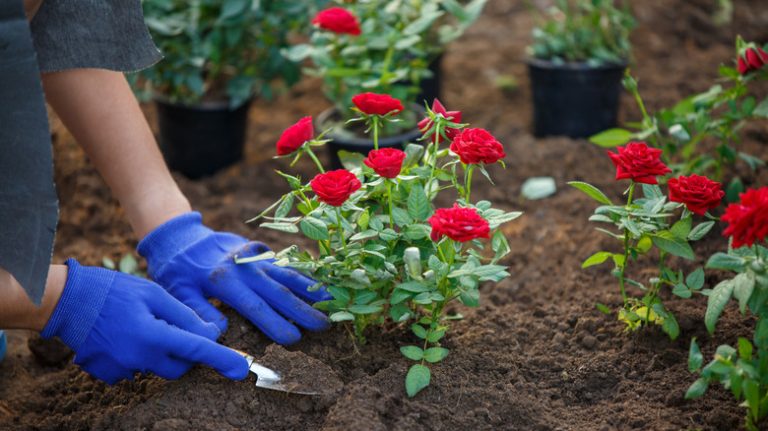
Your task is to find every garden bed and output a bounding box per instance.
[2,0,768,429]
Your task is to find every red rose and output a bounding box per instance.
[352,93,404,116]
[311,7,361,36]
[607,141,671,184]
[449,128,505,165]
[738,46,768,75]
[668,174,724,215]
[417,99,463,144]
[276,116,314,156]
[429,204,490,242]
[310,169,362,207]
[722,187,768,248]
[364,148,406,179]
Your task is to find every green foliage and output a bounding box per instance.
[689,244,768,429]
[528,0,635,65]
[572,181,717,340]
[103,253,145,277]
[132,0,327,107]
[284,0,487,118]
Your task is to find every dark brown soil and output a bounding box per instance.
[2,0,768,430]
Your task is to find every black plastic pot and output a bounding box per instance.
[528,58,626,138]
[417,53,443,105]
[154,98,252,179]
[317,107,423,170]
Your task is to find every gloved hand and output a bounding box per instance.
[42,259,248,384]
[137,212,330,345]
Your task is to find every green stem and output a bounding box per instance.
[645,251,666,325]
[335,206,347,253]
[618,182,636,306]
[373,117,380,151]
[305,147,325,173]
[464,164,474,203]
[386,180,395,228]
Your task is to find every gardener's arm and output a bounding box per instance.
[0,265,66,331]
[41,69,191,238]
[41,68,330,344]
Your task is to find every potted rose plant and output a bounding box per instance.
[282,0,487,167]
[245,93,520,397]
[131,0,325,178]
[527,0,635,138]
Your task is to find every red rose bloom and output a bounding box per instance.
[429,204,490,242]
[607,142,671,184]
[738,46,768,75]
[449,128,505,165]
[352,93,404,116]
[722,187,768,248]
[668,174,724,215]
[310,169,361,207]
[364,148,406,179]
[417,99,463,144]
[311,7,361,36]
[276,116,314,156]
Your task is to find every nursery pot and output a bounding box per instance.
[154,97,252,179]
[527,58,626,138]
[416,53,443,105]
[318,107,424,170]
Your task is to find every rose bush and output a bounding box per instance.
[246,96,519,397]
[450,128,506,166]
[668,174,725,216]
[607,142,671,184]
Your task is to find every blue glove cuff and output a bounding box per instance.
[41,259,114,350]
[137,211,213,273]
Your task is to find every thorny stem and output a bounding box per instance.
[386,180,395,228]
[618,182,636,307]
[305,147,325,173]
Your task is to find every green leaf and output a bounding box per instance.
[390,289,412,305]
[348,304,383,315]
[423,347,449,363]
[706,252,746,271]
[119,254,138,274]
[521,176,557,200]
[392,207,414,227]
[738,337,754,361]
[459,288,480,307]
[589,128,634,147]
[411,324,428,339]
[275,194,294,219]
[688,338,703,372]
[405,364,431,398]
[672,284,692,299]
[754,97,768,118]
[300,217,330,241]
[651,232,695,260]
[685,378,709,399]
[670,217,692,240]
[686,267,706,290]
[705,279,734,334]
[400,346,424,361]
[349,230,378,241]
[329,311,354,322]
[491,230,511,261]
[582,251,613,268]
[732,272,756,314]
[427,329,446,343]
[407,184,432,221]
[260,222,299,233]
[595,303,612,314]
[568,181,613,205]
[398,281,430,293]
[102,257,116,270]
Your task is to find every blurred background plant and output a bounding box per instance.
[283,0,487,129]
[527,0,635,66]
[131,0,328,108]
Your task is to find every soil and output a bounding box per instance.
[2,0,768,430]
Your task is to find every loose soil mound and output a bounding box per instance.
[2,1,768,429]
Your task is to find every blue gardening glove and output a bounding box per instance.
[137,212,330,345]
[42,259,248,384]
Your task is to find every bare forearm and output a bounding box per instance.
[0,265,67,331]
[41,69,191,239]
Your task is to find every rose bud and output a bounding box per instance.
[417,99,463,145]
[363,148,406,178]
[668,174,724,215]
[429,204,490,242]
[276,116,314,156]
[311,7,361,36]
[310,169,362,207]
[607,141,671,185]
[449,128,505,165]
[352,93,404,116]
